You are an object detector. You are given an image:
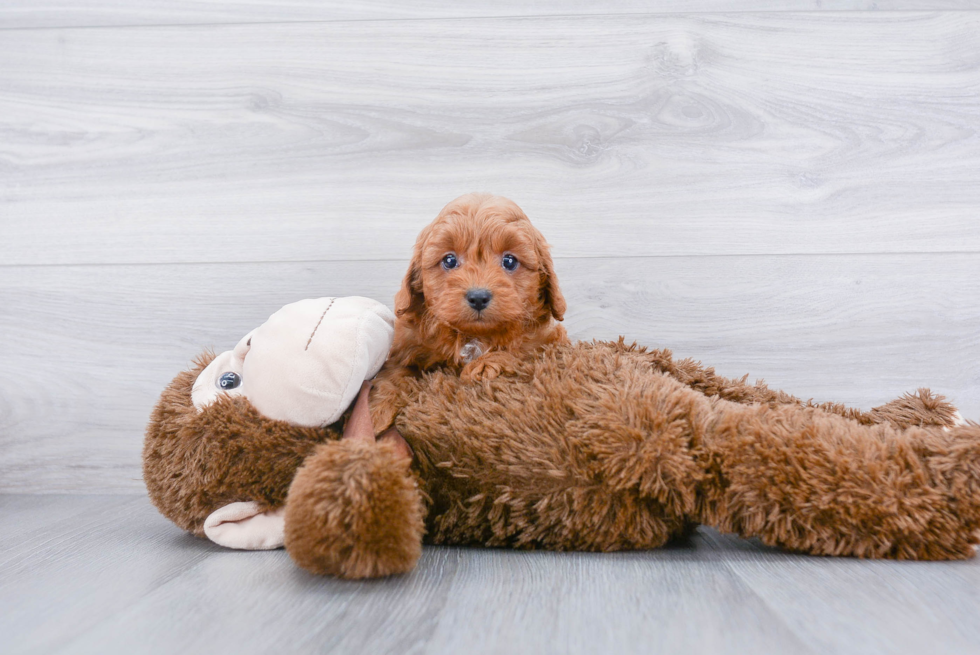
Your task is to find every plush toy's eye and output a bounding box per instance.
[217,372,242,390]
[501,253,519,271]
[442,253,459,270]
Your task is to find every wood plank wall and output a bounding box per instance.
[2,3,979,492]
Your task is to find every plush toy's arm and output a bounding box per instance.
[192,382,404,553]
[346,380,413,457]
[284,382,424,578]
[641,345,958,428]
[199,380,414,554]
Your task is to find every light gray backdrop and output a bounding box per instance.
[2,1,979,493]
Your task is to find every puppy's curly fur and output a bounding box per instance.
[372,193,568,431]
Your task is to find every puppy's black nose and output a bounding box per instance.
[466,288,493,312]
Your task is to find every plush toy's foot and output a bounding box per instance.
[868,389,960,429]
[283,438,425,579]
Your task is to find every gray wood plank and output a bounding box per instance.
[3,496,977,655]
[2,253,977,493]
[410,544,813,655]
[58,541,815,655]
[699,530,980,655]
[3,13,979,265]
[0,493,803,655]
[4,2,980,30]
[53,545,463,655]
[0,495,217,654]
[0,494,138,550]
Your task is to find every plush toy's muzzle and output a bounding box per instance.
[192,297,394,427]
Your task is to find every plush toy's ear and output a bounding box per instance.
[203,501,285,550]
[394,224,432,320]
[532,226,566,321]
[191,329,255,412]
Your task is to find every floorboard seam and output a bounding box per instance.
[4,9,980,33]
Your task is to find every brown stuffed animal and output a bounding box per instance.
[144,299,978,579]
[143,296,418,562]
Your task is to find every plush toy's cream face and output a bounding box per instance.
[192,297,395,428]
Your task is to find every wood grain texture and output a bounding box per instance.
[406,547,812,655]
[4,2,980,30]
[2,253,977,493]
[2,13,980,265]
[0,495,217,654]
[2,494,978,655]
[699,530,980,655]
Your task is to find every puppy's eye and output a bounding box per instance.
[441,253,458,270]
[501,253,519,271]
[217,372,242,390]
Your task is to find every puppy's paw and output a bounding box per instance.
[368,375,408,435]
[460,351,517,383]
[369,400,399,436]
[461,359,497,382]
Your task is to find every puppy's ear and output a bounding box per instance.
[394,226,429,320]
[533,230,566,321]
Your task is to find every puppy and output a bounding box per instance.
[371,193,568,432]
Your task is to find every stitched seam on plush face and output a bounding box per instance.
[305,298,336,351]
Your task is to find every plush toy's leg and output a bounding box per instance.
[204,501,285,550]
[284,381,424,578]
[517,360,968,556]
[696,397,980,559]
[283,438,425,578]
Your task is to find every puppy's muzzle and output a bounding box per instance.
[466,288,493,312]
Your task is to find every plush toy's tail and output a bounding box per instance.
[697,399,980,560]
[283,438,426,578]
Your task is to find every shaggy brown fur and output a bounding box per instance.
[635,342,959,429]
[284,438,425,578]
[385,340,980,560]
[143,353,337,535]
[145,345,975,578]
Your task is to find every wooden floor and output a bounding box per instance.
[2,494,978,655]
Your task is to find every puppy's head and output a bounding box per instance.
[395,193,565,338]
